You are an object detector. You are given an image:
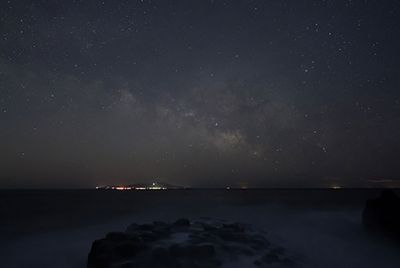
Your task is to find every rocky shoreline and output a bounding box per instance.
[88,218,296,268]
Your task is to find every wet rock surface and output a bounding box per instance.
[88,218,296,268]
[362,190,400,238]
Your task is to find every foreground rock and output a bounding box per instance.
[362,189,400,238]
[88,218,296,268]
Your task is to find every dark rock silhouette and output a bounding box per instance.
[87,231,148,268]
[362,189,400,237]
[87,219,295,268]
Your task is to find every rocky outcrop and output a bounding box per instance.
[362,189,400,237]
[88,218,295,268]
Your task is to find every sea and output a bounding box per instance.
[0,189,399,268]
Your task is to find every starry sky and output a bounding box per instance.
[1,0,400,188]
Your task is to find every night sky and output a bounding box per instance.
[1,0,400,188]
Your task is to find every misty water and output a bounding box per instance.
[0,189,399,268]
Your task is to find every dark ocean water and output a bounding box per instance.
[0,189,399,267]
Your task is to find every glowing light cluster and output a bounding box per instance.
[95,182,168,191]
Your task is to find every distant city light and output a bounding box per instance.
[95,182,168,191]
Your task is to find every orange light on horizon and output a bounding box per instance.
[95,185,168,190]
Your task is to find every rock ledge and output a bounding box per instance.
[88,218,295,268]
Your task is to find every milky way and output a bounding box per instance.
[1,1,399,188]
